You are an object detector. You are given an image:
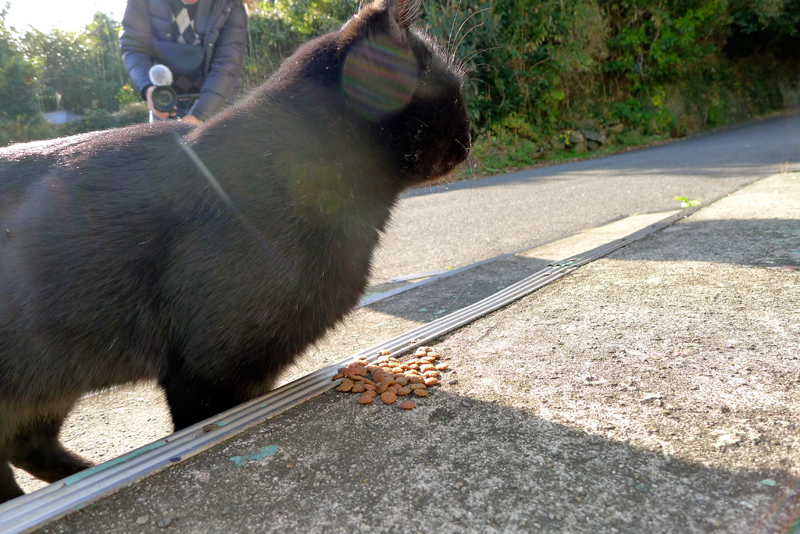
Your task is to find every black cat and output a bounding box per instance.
[0,0,469,502]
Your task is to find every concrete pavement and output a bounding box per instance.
[32,171,799,533]
[13,111,800,498]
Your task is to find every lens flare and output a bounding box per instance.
[342,36,418,120]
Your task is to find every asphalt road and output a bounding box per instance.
[11,111,800,498]
[371,112,800,284]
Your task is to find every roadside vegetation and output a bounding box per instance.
[0,0,798,176]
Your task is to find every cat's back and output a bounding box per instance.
[0,122,194,181]
[0,122,195,218]
[0,122,200,393]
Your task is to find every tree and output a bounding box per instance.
[20,13,129,114]
[0,2,43,124]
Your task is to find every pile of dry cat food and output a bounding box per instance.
[332,347,449,410]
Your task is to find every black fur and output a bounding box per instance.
[0,0,469,502]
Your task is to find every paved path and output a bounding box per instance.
[12,112,800,494]
[28,171,800,534]
[373,112,800,284]
[5,113,799,532]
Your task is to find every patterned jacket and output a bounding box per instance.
[120,0,248,121]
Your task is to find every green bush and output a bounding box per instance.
[1,0,799,150]
[422,0,800,142]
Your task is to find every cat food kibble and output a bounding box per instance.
[336,378,355,392]
[332,347,451,409]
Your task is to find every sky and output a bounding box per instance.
[4,0,130,33]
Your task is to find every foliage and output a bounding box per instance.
[240,0,358,90]
[600,0,726,85]
[674,195,701,207]
[0,2,46,144]
[725,0,800,58]
[263,0,357,36]
[0,3,42,123]
[0,54,42,120]
[115,83,140,108]
[19,13,128,114]
[426,0,798,137]
[0,0,799,150]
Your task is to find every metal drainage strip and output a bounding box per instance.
[0,205,700,534]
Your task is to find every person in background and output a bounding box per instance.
[120,0,247,124]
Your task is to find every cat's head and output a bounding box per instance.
[273,0,471,185]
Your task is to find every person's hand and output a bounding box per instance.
[180,115,202,125]
[145,85,173,120]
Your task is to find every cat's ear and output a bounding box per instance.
[397,0,421,30]
[381,0,405,44]
[381,0,419,43]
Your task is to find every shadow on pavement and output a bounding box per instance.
[610,219,799,269]
[39,388,800,534]
[367,218,799,325]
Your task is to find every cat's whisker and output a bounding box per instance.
[457,47,502,71]
[462,64,500,80]
[461,63,495,77]
[453,21,487,62]
[460,147,479,178]
[450,7,492,62]
[447,0,465,58]
[460,154,493,237]
[399,0,421,30]
[465,154,475,173]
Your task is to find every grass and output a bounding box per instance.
[452,131,672,182]
[451,107,800,184]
